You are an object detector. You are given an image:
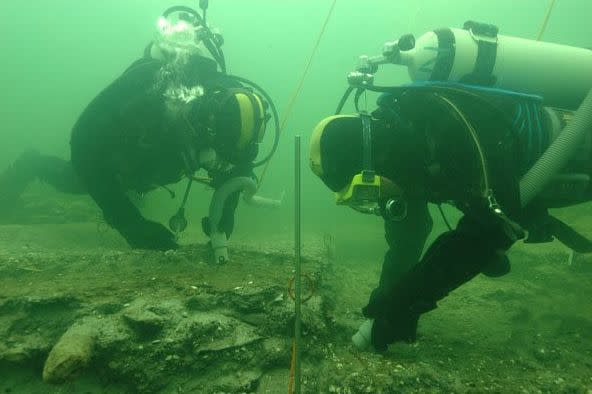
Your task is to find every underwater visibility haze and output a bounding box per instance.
[0,0,591,392]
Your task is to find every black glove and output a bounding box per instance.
[121,219,178,251]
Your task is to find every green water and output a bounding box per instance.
[3,1,591,257]
[1,1,592,392]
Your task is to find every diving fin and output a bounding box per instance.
[548,215,592,253]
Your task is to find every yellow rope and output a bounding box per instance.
[288,340,296,394]
[257,0,338,190]
[537,0,557,40]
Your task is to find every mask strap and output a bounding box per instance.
[360,111,375,183]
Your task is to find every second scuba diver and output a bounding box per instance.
[310,23,592,352]
[0,5,279,254]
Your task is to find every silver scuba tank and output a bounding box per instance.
[396,22,592,111]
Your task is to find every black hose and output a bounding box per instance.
[203,40,226,73]
[354,88,365,112]
[161,5,226,73]
[437,204,452,230]
[335,86,354,114]
[363,84,405,93]
[180,178,193,206]
[228,75,281,168]
[217,48,227,74]
[163,6,204,24]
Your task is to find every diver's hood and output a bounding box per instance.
[310,115,366,192]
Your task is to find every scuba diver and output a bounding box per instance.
[309,22,592,352]
[0,4,280,256]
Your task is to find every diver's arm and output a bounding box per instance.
[84,167,177,250]
[71,136,177,251]
[68,56,179,251]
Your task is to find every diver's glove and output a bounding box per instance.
[121,219,178,251]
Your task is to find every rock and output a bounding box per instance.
[533,347,560,363]
[0,334,52,364]
[2,344,31,362]
[94,316,131,350]
[221,285,284,313]
[258,337,290,367]
[123,306,166,338]
[176,313,262,353]
[212,368,263,393]
[42,320,97,383]
[185,294,219,311]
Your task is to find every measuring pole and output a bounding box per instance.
[294,135,302,394]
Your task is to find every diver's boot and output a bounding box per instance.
[481,253,511,277]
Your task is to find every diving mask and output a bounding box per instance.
[331,112,407,217]
[334,112,382,214]
[310,112,407,218]
[335,173,407,220]
[335,172,381,214]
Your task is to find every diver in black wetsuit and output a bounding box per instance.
[309,83,592,352]
[0,6,277,252]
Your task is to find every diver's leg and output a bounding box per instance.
[0,150,85,207]
[36,156,85,194]
[363,199,432,327]
[0,150,42,206]
[367,212,521,351]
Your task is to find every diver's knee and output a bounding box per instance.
[481,252,511,277]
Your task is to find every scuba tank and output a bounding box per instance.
[357,21,592,111]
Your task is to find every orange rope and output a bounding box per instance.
[288,340,296,394]
[257,0,338,190]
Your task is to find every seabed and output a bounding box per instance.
[0,190,591,393]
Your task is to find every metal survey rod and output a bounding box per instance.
[294,135,302,394]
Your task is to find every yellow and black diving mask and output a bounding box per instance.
[310,112,382,214]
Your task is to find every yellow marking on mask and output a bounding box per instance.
[309,115,354,177]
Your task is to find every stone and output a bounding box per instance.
[122,307,166,338]
[42,321,97,384]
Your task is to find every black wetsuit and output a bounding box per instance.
[363,85,591,351]
[0,56,247,250]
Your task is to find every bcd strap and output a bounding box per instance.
[431,28,456,81]
[359,111,375,183]
[460,21,498,86]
